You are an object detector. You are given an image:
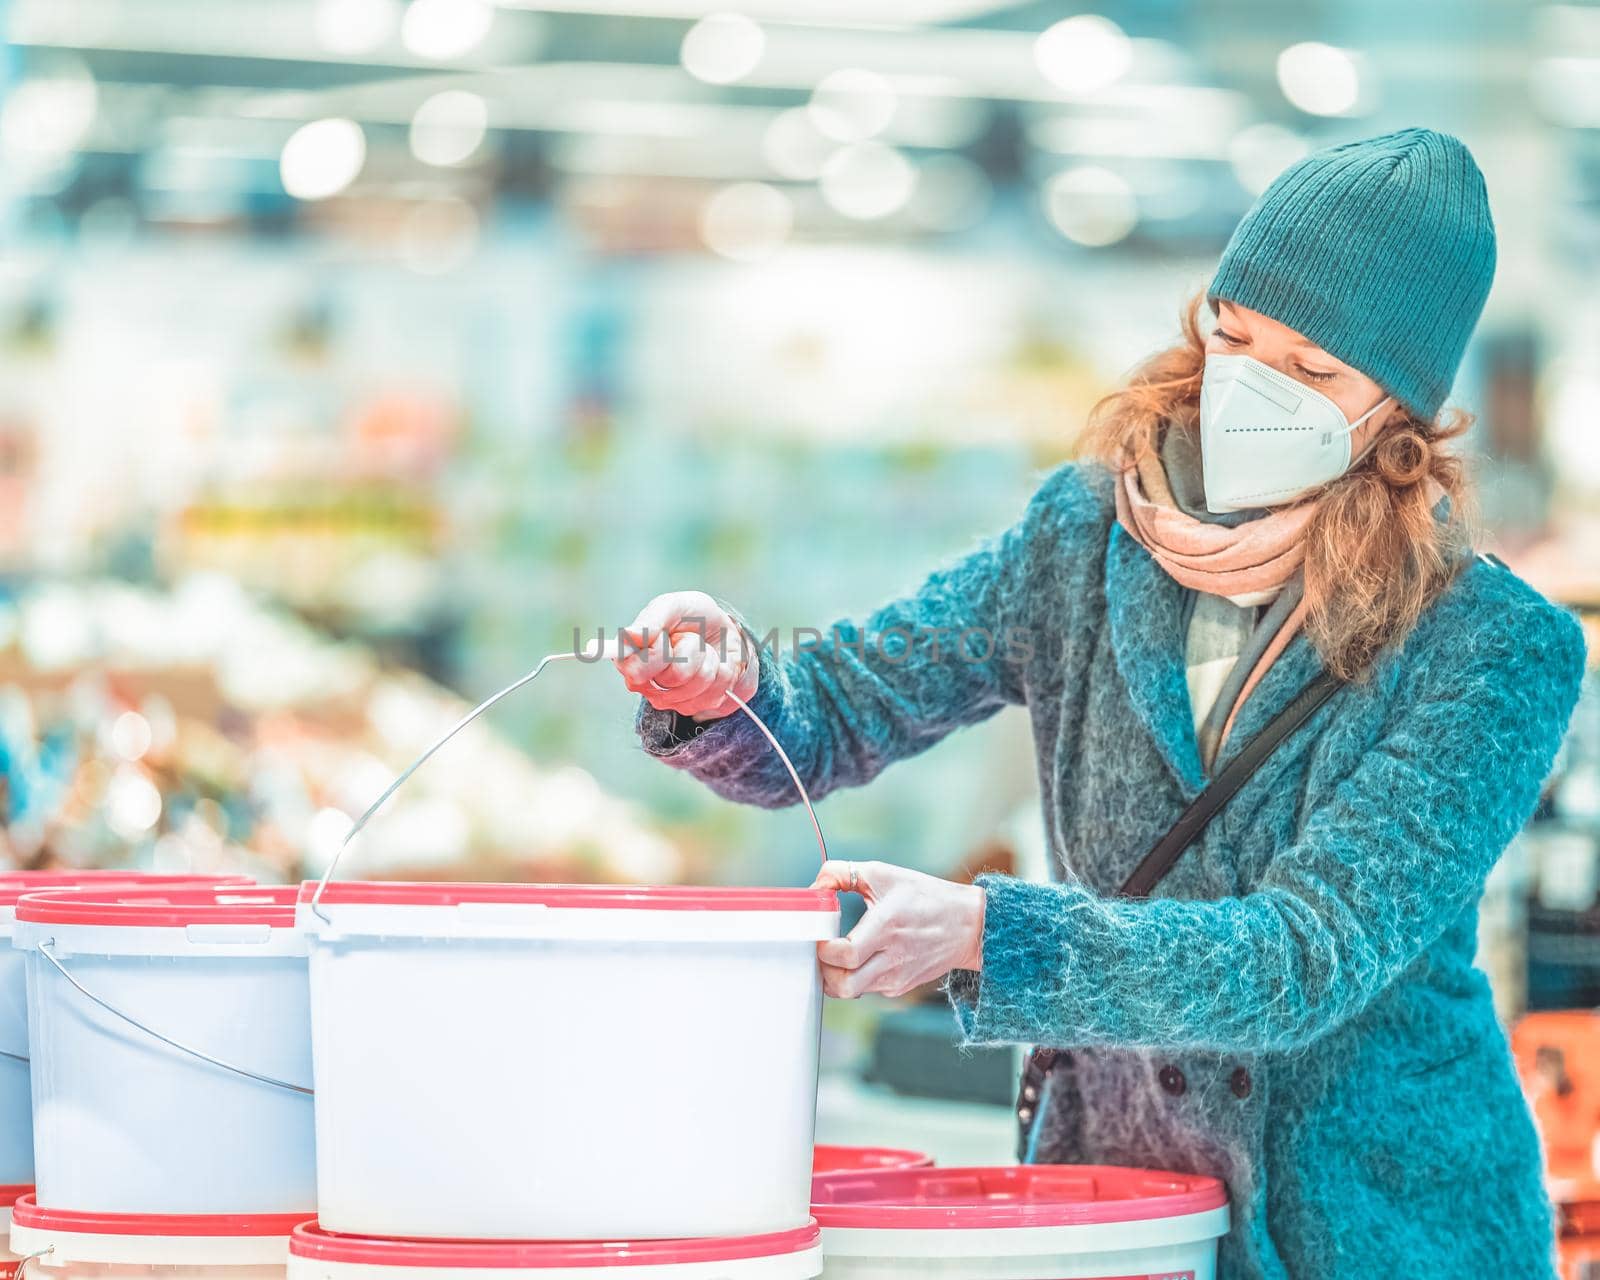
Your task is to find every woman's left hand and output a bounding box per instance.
[810,860,986,1000]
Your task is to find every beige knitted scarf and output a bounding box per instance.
[1113,448,1315,755]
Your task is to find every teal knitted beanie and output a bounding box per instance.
[1208,127,1496,421]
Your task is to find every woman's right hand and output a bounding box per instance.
[614,591,759,722]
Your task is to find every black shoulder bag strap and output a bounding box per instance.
[1117,668,1344,899]
[1013,667,1345,1160]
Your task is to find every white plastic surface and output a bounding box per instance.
[10,1219,292,1275]
[0,915,34,1185]
[303,903,835,944]
[285,1249,821,1280]
[1,1204,19,1277]
[816,1207,1229,1280]
[12,921,315,1215]
[305,904,838,1240]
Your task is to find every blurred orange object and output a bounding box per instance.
[1513,1012,1600,1279]
[1558,1193,1600,1280]
[1515,1012,1600,1179]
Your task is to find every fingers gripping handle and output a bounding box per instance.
[309,647,827,924]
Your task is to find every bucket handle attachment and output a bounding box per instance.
[309,647,828,926]
[16,1245,52,1275]
[34,939,314,1096]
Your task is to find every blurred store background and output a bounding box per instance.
[2,0,1600,1210]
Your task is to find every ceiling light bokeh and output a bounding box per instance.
[1034,15,1134,96]
[1276,42,1369,117]
[808,69,898,143]
[313,0,400,55]
[410,90,490,167]
[762,108,832,181]
[0,59,98,166]
[680,12,766,86]
[699,181,793,261]
[400,0,494,61]
[279,117,367,200]
[819,141,917,221]
[1044,164,1138,246]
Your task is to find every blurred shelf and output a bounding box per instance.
[814,1071,1018,1168]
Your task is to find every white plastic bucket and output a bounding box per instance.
[285,1220,823,1280]
[0,874,252,1188]
[8,1194,298,1276]
[11,887,313,1216]
[298,881,839,1241]
[2,1185,30,1279]
[809,1166,1230,1280]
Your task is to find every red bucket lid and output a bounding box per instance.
[298,881,838,913]
[0,872,251,910]
[810,1166,1228,1229]
[15,885,297,928]
[0,1186,32,1211]
[11,1196,308,1238]
[813,1146,934,1175]
[288,1221,821,1269]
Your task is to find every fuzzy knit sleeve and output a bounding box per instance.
[948,582,1589,1054]
[633,462,1110,809]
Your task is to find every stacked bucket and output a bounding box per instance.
[1,876,844,1278]
[1,870,1232,1279]
[6,880,310,1277]
[286,880,839,1279]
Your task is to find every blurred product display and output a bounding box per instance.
[0,577,681,886]
[1513,640,1600,1015]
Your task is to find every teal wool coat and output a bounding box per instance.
[635,461,1588,1278]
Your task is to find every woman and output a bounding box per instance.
[614,128,1588,1276]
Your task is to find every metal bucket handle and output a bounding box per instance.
[15,643,823,1099]
[307,646,827,925]
[33,939,313,1095]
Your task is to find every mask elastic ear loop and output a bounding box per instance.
[1323,394,1392,445]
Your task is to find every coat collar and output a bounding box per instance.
[1105,522,1206,796]
[1105,523,1327,795]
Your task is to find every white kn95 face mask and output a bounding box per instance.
[1198,352,1392,514]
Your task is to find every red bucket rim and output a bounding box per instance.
[0,1186,32,1210]
[15,885,295,928]
[812,1146,934,1174]
[297,881,838,913]
[0,873,251,910]
[809,1165,1228,1229]
[288,1221,821,1268]
[12,1196,309,1238]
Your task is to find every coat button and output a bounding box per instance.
[1017,1106,1034,1125]
[1033,1048,1058,1070]
[1158,1065,1186,1096]
[1231,1066,1252,1099]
